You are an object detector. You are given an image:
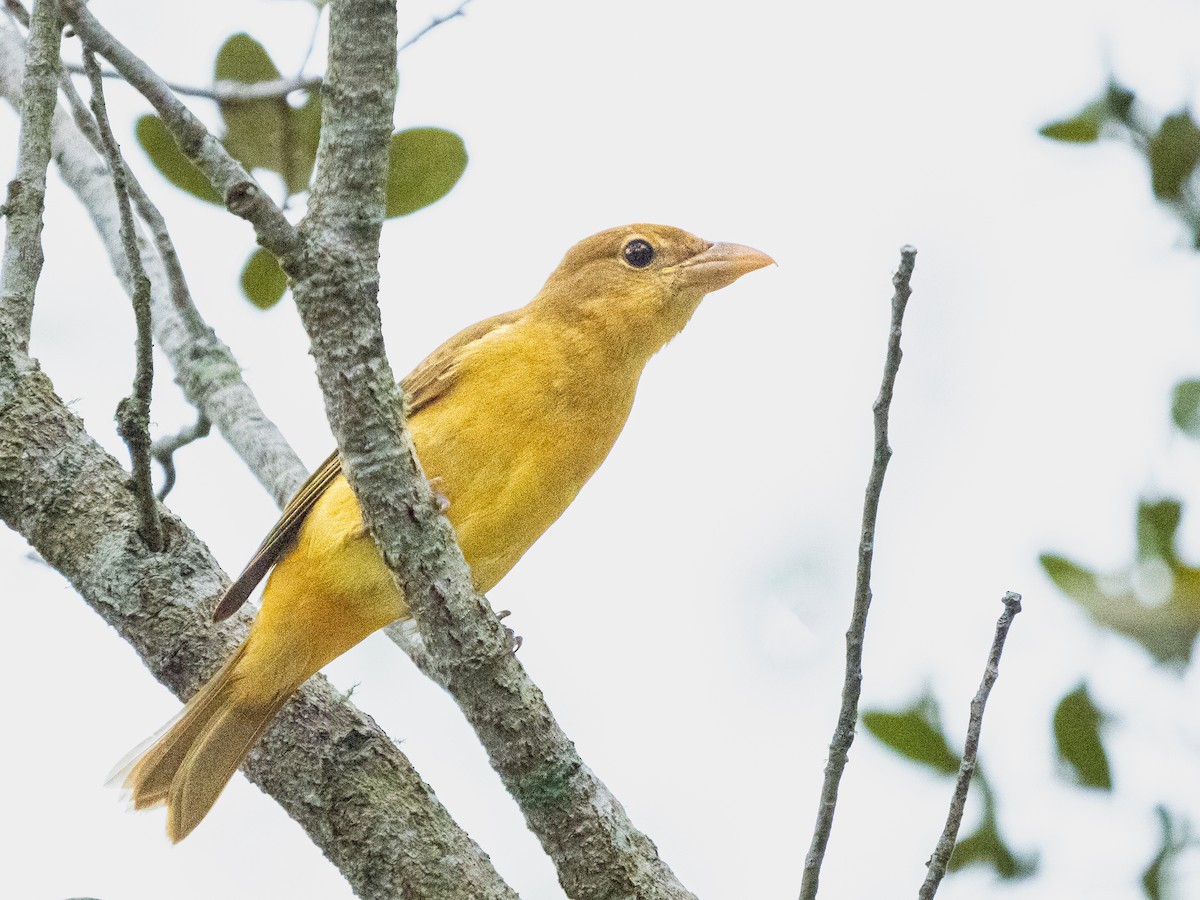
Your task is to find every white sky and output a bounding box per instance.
[5,0,1200,897]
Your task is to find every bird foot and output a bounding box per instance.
[428,476,451,513]
[497,609,523,653]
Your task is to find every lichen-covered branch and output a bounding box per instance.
[0,354,517,900]
[0,22,307,507]
[81,48,162,550]
[799,246,918,900]
[0,0,59,352]
[288,1,697,897]
[919,591,1023,899]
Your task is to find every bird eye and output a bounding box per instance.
[622,239,656,269]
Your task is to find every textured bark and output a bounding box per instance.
[0,354,515,900]
[0,0,59,351]
[0,22,307,507]
[290,2,697,897]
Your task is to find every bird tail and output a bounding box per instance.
[110,640,291,842]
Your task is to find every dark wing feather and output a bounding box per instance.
[212,451,342,621]
[212,308,523,623]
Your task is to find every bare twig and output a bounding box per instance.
[56,0,300,262]
[81,48,162,550]
[152,410,211,500]
[0,0,59,352]
[398,0,473,53]
[61,63,323,102]
[800,246,918,900]
[919,591,1024,899]
[55,0,472,103]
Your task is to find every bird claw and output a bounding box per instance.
[428,476,451,513]
[497,609,523,653]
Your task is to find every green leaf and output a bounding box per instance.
[215,33,281,84]
[1039,108,1104,144]
[1042,500,1200,666]
[1039,554,1099,600]
[1052,683,1112,790]
[1039,82,1137,144]
[1138,499,1182,565]
[135,115,222,205]
[948,776,1039,881]
[1148,111,1200,200]
[215,34,320,199]
[385,128,468,218]
[1172,379,1200,437]
[1143,806,1192,900]
[241,248,288,309]
[950,818,1038,880]
[862,695,960,776]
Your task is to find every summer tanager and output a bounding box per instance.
[116,223,773,841]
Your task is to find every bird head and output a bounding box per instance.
[534,224,774,361]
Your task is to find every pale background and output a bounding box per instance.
[3,0,1200,897]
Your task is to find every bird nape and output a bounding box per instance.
[113,223,774,842]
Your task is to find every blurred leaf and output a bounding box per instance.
[1041,499,1200,666]
[135,115,222,205]
[950,818,1038,880]
[385,128,468,218]
[862,694,959,776]
[241,248,288,309]
[1143,806,1193,899]
[1040,553,1099,599]
[1149,111,1200,201]
[1138,499,1182,564]
[1039,82,1136,144]
[215,32,281,84]
[948,776,1038,881]
[1171,379,1200,438]
[1052,683,1112,790]
[215,34,321,198]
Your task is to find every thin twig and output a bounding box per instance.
[0,0,59,353]
[295,3,325,81]
[81,48,162,550]
[61,63,323,102]
[56,0,472,103]
[152,410,211,500]
[919,591,1024,899]
[799,246,918,900]
[398,0,473,53]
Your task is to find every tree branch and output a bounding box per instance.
[81,47,162,551]
[0,0,58,352]
[919,591,1023,899]
[0,21,308,508]
[287,1,697,896]
[55,0,472,103]
[55,0,300,264]
[0,352,518,900]
[800,245,918,900]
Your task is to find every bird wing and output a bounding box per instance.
[211,308,523,622]
[212,450,342,621]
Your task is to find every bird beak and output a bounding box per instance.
[676,242,776,293]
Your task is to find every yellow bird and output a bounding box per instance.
[116,224,773,841]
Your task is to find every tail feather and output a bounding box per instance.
[112,641,292,842]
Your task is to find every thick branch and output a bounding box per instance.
[290,1,695,897]
[0,0,59,352]
[800,246,918,900]
[919,591,1023,899]
[0,352,517,900]
[0,22,307,507]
